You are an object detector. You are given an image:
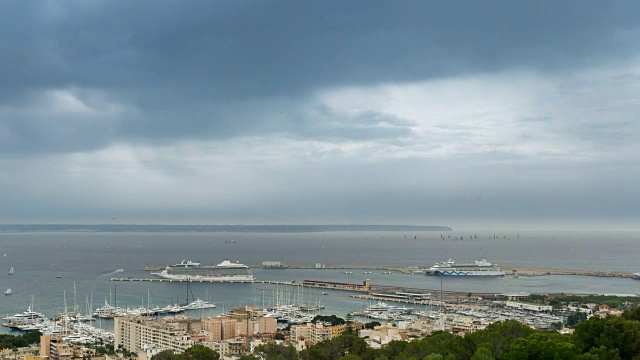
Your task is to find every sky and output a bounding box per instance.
[1,1,639,229]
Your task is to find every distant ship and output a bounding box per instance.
[633,272,640,280]
[425,258,505,276]
[152,259,254,282]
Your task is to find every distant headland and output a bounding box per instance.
[0,224,453,233]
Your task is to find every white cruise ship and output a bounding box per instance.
[425,258,505,276]
[152,259,254,282]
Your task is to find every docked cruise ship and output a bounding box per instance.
[425,258,505,276]
[152,259,254,282]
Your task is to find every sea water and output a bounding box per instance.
[0,230,639,334]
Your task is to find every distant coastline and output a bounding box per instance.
[0,224,453,233]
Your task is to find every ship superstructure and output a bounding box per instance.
[152,259,254,282]
[425,259,505,276]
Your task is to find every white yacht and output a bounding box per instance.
[183,299,216,310]
[425,258,505,276]
[365,302,413,314]
[4,289,12,296]
[3,306,48,328]
[93,300,124,318]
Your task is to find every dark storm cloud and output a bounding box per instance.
[1,0,639,154]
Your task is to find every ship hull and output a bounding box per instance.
[152,270,254,282]
[425,269,505,276]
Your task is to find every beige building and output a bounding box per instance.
[114,316,195,353]
[201,318,238,341]
[40,335,72,360]
[200,313,276,341]
[201,341,229,356]
[0,348,41,360]
[292,321,364,350]
[292,323,332,347]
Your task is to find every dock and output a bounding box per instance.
[143,264,637,278]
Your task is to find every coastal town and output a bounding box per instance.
[2,260,639,360]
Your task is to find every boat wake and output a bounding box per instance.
[100,269,124,278]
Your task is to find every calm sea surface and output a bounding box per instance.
[1,230,639,334]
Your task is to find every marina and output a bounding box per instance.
[3,230,640,336]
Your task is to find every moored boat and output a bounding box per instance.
[425,258,505,276]
[151,259,254,282]
[183,299,216,310]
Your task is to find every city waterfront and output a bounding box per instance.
[1,230,640,334]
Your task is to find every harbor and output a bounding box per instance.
[143,264,638,278]
[4,230,640,338]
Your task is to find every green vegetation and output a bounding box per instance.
[253,308,640,360]
[364,321,382,329]
[525,294,640,308]
[0,330,41,350]
[311,314,347,326]
[548,295,639,310]
[566,312,589,327]
[254,343,298,359]
[151,345,219,360]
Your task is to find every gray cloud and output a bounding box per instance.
[1,1,639,227]
[1,1,640,149]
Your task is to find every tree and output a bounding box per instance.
[181,344,220,360]
[340,355,362,360]
[275,332,286,341]
[622,306,640,321]
[345,313,354,334]
[312,315,346,326]
[470,344,495,360]
[254,343,298,360]
[566,311,588,327]
[364,321,381,329]
[151,350,177,360]
[423,355,444,360]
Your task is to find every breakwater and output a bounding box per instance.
[143,264,637,278]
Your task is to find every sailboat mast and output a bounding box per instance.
[73,282,78,315]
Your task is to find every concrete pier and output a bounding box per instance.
[143,264,637,278]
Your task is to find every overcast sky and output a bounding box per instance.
[1,1,639,229]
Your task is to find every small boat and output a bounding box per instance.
[4,289,12,296]
[8,266,13,275]
[56,275,62,279]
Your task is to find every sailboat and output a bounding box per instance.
[8,266,14,275]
